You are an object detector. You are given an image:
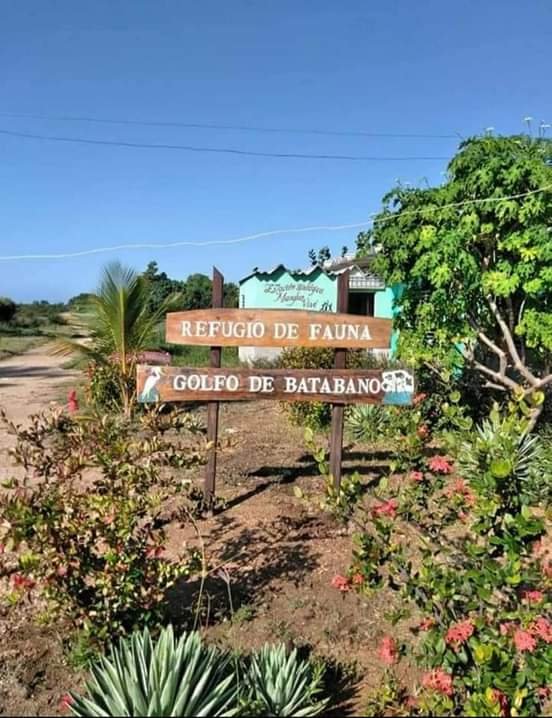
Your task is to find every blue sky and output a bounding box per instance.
[1,0,550,301]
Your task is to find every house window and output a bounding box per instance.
[348,292,375,316]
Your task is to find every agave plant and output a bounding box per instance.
[246,644,328,717]
[69,627,237,717]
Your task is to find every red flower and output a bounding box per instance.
[372,499,399,519]
[448,479,476,507]
[531,617,552,644]
[67,389,79,413]
[59,694,74,712]
[11,574,35,591]
[331,575,350,592]
[491,689,509,717]
[513,628,537,653]
[418,617,435,631]
[410,471,424,483]
[422,668,454,697]
[427,455,454,474]
[351,573,364,586]
[378,636,398,665]
[522,589,544,604]
[445,619,475,648]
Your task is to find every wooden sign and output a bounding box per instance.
[137,366,415,406]
[166,308,392,349]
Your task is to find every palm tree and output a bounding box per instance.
[57,262,179,416]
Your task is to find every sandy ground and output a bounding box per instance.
[0,345,79,481]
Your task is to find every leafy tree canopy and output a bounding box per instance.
[357,135,552,428]
[0,297,16,322]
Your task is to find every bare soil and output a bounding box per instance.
[0,349,413,716]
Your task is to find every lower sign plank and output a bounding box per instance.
[137,366,415,405]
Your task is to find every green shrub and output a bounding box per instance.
[335,402,552,716]
[0,297,16,322]
[85,360,132,412]
[246,643,328,717]
[67,629,329,717]
[278,347,384,430]
[69,627,237,717]
[0,407,205,649]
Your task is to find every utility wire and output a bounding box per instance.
[0,128,451,162]
[0,184,549,262]
[0,111,460,140]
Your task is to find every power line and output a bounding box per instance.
[0,111,460,140]
[0,128,451,162]
[0,184,549,262]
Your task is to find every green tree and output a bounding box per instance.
[358,135,552,430]
[57,262,180,416]
[0,297,16,322]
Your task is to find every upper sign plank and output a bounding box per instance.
[166,308,392,349]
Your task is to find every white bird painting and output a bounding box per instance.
[139,366,163,403]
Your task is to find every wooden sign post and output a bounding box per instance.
[137,267,415,511]
[205,268,223,510]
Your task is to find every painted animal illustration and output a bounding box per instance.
[139,366,163,403]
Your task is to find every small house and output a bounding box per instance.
[238,255,398,363]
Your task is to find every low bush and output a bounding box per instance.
[0,406,206,651]
[319,400,552,716]
[65,627,329,717]
[0,297,16,322]
[278,347,390,431]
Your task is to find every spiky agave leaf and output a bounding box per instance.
[69,627,238,717]
[246,644,328,717]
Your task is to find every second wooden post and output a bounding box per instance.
[329,271,349,489]
[204,266,223,511]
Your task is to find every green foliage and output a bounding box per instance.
[0,407,205,647]
[142,261,239,313]
[85,359,133,412]
[246,644,328,717]
[359,135,552,425]
[68,629,329,718]
[69,627,238,717]
[279,347,383,430]
[335,402,552,715]
[0,296,16,322]
[58,262,181,415]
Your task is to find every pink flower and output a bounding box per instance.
[351,573,364,586]
[372,499,399,519]
[67,389,79,413]
[513,628,537,653]
[522,589,544,604]
[531,617,552,644]
[538,686,551,700]
[410,471,424,483]
[427,455,454,474]
[378,636,398,665]
[59,694,74,712]
[448,478,476,507]
[445,619,475,648]
[413,392,427,405]
[491,689,509,717]
[500,622,515,636]
[422,669,454,697]
[331,575,350,592]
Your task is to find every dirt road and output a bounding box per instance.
[0,345,80,479]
